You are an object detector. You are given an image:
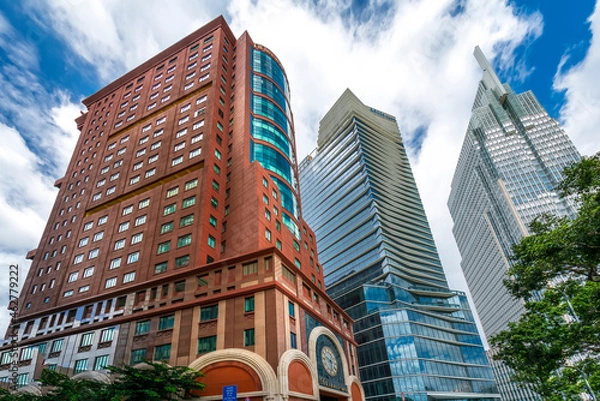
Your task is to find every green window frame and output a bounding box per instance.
[197,336,217,354]
[244,296,255,313]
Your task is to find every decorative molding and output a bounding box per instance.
[277,349,319,400]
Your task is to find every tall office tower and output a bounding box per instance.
[299,89,498,401]
[447,47,581,401]
[1,16,365,401]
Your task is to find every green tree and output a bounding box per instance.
[0,362,205,401]
[490,153,600,400]
[107,361,205,400]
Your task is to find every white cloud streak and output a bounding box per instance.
[554,2,600,157]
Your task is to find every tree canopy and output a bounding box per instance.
[490,153,600,400]
[0,361,205,401]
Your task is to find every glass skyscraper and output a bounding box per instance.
[447,47,581,401]
[299,89,498,401]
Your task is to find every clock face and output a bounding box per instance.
[321,346,338,376]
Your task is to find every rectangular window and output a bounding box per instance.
[180,214,194,227]
[244,296,255,313]
[131,233,143,244]
[83,266,94,278]
[158,315,175,330]
[51,339,64,353]
[122,205,133,215]
[88,248,99,259]
[207,235,216,248]
[288,301,295,317]
[282,265,296,283]
[93,355,109,371]
[74,359,88,374]
[160,221,174,234]
[100,328,115,343]
[163,204,176,215]
[105,277,117,288]
[135,215,147,226]
[80,332,94,347]
[175,255,190,268]
[177,234,192,248]
[182,196,196,208]
[172,156,183,166]
[135,320,150,335]
[114,239,126,250]
[139,198,150,209]
[290,332,297,349]
[157,241,171,254]
[190,148,202,158]
[110,258,121,269]
[127,252,139,264]
[192,120,204,130]
[154,262,167,274]
[130,348,146,364]
[242,261,258,276]
[197,336,217,354]
[244,329,255,347]
[200,305,218,321]
[123,271,136,283]
[154,344,171,361]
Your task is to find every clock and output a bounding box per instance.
[321,346,338,376]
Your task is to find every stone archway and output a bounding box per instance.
[278,349,319,400]
[188,348,279,400]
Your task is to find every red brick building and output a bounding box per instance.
[1,16,364,401]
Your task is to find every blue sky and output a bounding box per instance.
[0,0,598,335]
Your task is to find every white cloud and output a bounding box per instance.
[0,12,82,334]
[554,2,600,157]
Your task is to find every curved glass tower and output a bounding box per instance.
[300,89,498,401]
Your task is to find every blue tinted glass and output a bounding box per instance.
[252,49,289,97]
[251,74,289,119]
[250,140,293,188]
[251,116,292,159]
[251,94,291,135]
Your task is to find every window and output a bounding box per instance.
[127,252,140,264]
[282,265,295,283]
[122,205,133,215]
[207,235,216,248]
[265,209,271,221]
[114,239,126,250]
[295,258,301,269]
[73,254,84,264]
[51,339,64,353]
[213,164,220,175]
[172,156,183,166]
[131,233,143,244]
[265,229,271,241]
[175,255,190,268]
[130,348,146,364]
[154,344,171,361]
[154,262,167,274]
[160,221,174,234]
[177,234,192,248]
[135,215,147,226]
[83,266,94,278]
[119,221,130,232]
[110,258,121,269]
[190,148,202,158]
[175,128,187,138]
[197,336,217,354]
[156,116,166,125]
[148,154,159,163]
[244,329,255,347]
[163,204,176,215]
[139,198,150,209]
[192,120,204,130]
[244,296,255,313]
[174,142,186,152]
[105,277,117,288]
[185,178,198,190]
[123,271,136,283]
[180,214,194,227]
[182,196,196,208]
[290,332,297,349]
[174,280,186,292]
[135,320,150,335]
[210,197,218,208]
[242,261,258,276]
[150,142,161,152]
[83,221,94,231]
[94,355,109,371]
[80,332,94,347]
[79,237,89,247]
[157,241,170,254]
[100,328,115,343]
[200,305,218,321]
[158,315,174,330]
[88,248,99,259]
[20,347,34,361]
[74,359,88,374]
[209,215,217,227]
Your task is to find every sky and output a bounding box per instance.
[0,0,598,336]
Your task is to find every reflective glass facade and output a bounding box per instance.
[447,48,580,401]
[300,90,498,401]
[250,49,300,230]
